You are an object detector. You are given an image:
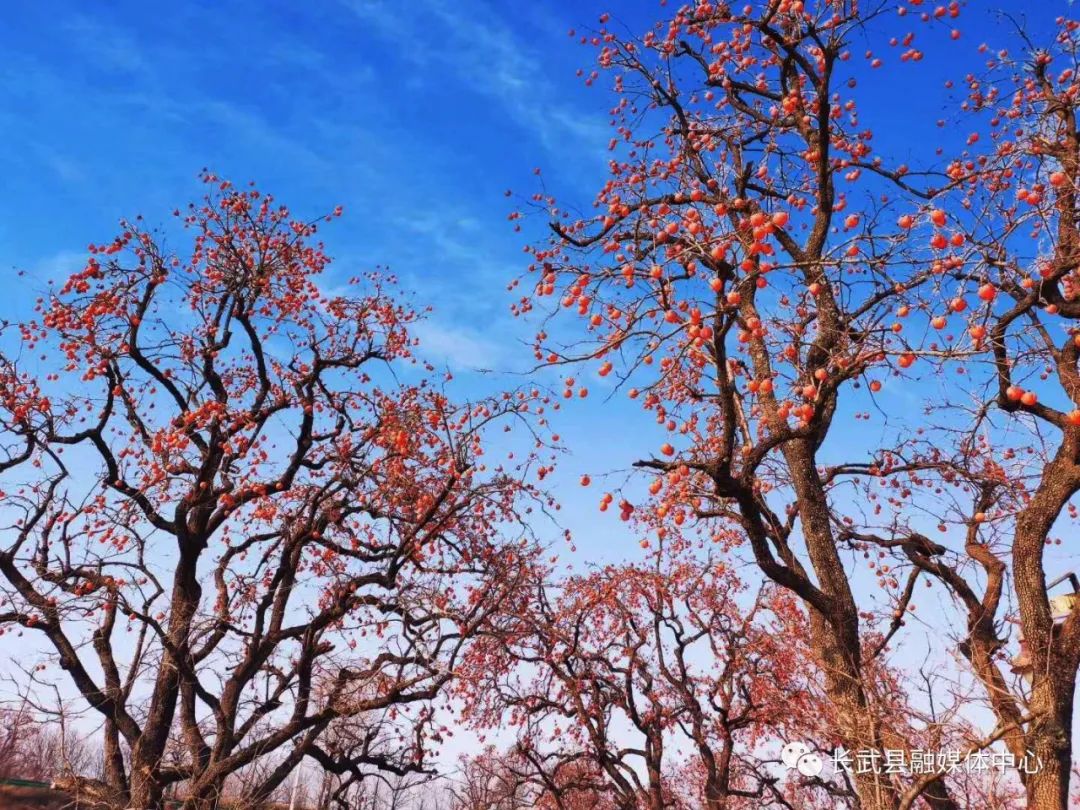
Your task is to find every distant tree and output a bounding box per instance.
[0,174,553,809]
[519,2,1080,808]
[448,747,615,810]
[445,750,536,810]
[458,552,837,809]
[0,704,98,783]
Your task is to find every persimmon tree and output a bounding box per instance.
[458,552,839,809]
[447,750,547,810]
[895,20,1080,810]
[0,175,552,810]
[449,747,621,810]
[517,2,1080,809]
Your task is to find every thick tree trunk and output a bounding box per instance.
[1022,675,1075,810]
[701,734,733,809]
[1013,446,1080,810]
[783,440,899,810]
[810,611,900,810]
[102,717,130,804]
[127,544,204,809]
[646,731,665,810]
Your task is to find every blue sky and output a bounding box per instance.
[0,0,653,564]
[0,0,1075,572]
[3,0,1080,778]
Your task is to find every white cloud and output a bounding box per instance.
[25,249,86,281]
[395,211,484,264]
[411,318,508,371]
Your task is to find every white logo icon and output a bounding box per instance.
[781,740,824,777]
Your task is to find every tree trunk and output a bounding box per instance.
[786,440,900,810]
[127,544,204,809]
[1022,676,1075,810]
[809,610,900,810]
[1013,446,1080,810]
[920,777,961,810]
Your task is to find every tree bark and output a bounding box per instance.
[785,439,900,810]
[1013,445,1080,810]
[127,544,203,809]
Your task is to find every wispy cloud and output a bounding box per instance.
[395,211,485,263]
[412,318,508,371]
[61,15,149,73]
[346,0,607,154]
[24,249,86,281]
